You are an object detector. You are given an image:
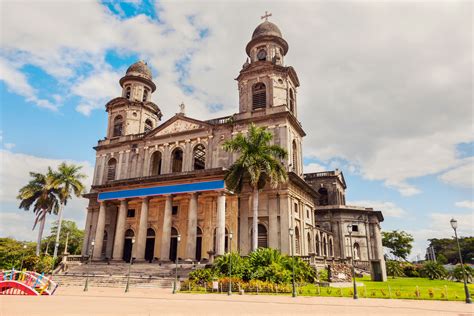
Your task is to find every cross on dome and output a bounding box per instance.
[261,11,272,21]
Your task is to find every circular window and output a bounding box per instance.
[257,49,267,61]
[132,112,137,117]
[278,79,283,84]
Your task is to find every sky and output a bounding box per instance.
[0,0,472,260]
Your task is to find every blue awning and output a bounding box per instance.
[98,180,225,201]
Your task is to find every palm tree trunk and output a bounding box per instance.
[36,211,47,256]
[53,203,65,259]
[252,187,259,251]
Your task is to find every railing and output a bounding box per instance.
[64,255,88,263]
[304,171,336,179]
[205,115,233,125]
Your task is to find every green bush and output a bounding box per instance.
[213,252,251,280]
[386,260,405,278]
[402,263,421,278]
[318,268,328,282]
[449,264,473,283]
[188,267,217,283]
[420,261,447,280]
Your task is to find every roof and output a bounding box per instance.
[252,21,283,40]
[125,61,152,81]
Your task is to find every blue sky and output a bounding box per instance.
[0,0,472,259]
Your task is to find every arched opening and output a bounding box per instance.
[307,232,312,254]
[143,88,149,102]
[295,226,300,254]
[258,224,268,248]
[106,158,117,181]
[196,227,203,261]
[315,233,321,256]
[145,228,155,262]
[292,140,297,172]
[149,151,162,176]
[125,86,131,99]
[144,119,153,133]
[353,242,360,260]
[329,238,334,257]
[113,115,123,137]
[257,48,267,61]
[318,188,329,206]
[322,236,328,257]
[193,144,206,170]
[289,89,295,113]
[101,230,108,257]
[252,83,266,109]
[123,229,134,262]
[171,148,183,173]
[170,227,179,262]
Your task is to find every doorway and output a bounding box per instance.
[196,227,203,261]
[123,229,134,262]
[169,227,179,262]
[145,228,155,262]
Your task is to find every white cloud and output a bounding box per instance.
[3,143,15,150]
[348,200,407,218]
[304,163,327,173]
[455,200,474,209]
[0,150,94,240]
[439,157,473,189]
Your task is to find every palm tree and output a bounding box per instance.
[51,163,86,259]
[17,169,60,256]
[223,123,288,251]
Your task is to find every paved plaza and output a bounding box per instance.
[1,286,473,316]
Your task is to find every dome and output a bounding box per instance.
[251,21,283,40]
[125,60,152,81]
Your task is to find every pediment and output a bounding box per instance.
[146,114,211,138]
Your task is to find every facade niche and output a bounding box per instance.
[171,148,183,173]
[150,151,162,176]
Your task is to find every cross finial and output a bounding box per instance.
[261,11,272,21]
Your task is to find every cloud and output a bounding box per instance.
[348,200,407,218]
[439,157,473,189]
[304,163,327,173]
[0,150,94,240]
[455,200,474,209]
[3,143,15,150]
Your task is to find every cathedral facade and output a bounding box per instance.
[82,19,386,281]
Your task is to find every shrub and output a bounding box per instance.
[402,263,421,277]
[317,268,328,282]
[449,264,473,283]
[188,267,217,283]
[386,260,405,278]
[420,261,447,280]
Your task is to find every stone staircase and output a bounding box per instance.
[54,261,204,288]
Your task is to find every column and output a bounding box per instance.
[160,195,172,261]
[185,193,198,260]
[81,208,93,256]
[93,202,107,259]
[279,195,290,254]
[239,195,249,255]
[216,192,226,256]
[135,197,150,260]
[116,151,124,180]
[112,200,127,260]
[268,195,278,249]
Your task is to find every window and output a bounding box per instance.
[252,83,266,109]
[352,224,359,232]
[306,208,310,218]
[171,148,183,173]
[113,115,123,137]
[295,226,300,254]
[323,236,328,256]
[144,119,153,133]
[258,224,268,248]
[125,86,131,99]
[329,238,334,257]
[193,144,206,170]
[289,89,295,113]
[307,232,312,253]
[172,205,178,215]
[106,158,117,181]
[294,202,298,213]
[318,188,329,206]
[257,49,267,61]
[315,234,320,256]
[127,209,135,217]
[292,140,297,172]
[353,242,360,260]
[143,88,149,102]
[150,151,162,176]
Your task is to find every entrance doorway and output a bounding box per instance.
[145,228,155,262]
[196,227,203,261]
[169,227,179,262]
[123,229,134,262]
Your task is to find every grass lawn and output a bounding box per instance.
[300,276,474,301]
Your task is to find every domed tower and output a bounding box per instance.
[236,15,300,117]
[105,61,162,138]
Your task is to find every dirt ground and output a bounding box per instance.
[1,286,473,316]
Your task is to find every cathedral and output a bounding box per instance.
[82,18,387,281]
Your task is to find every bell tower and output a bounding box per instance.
[236,13,300,117]
[105,61,162,139]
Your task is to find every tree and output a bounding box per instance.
[50,163,86,259]
[428,237,474,264]
[222,124,288,251]
[43,220,84,255]
[17,169,60,256]
[0,238,35,270]
[382,230,414,261]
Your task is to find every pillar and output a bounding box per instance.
[239,194,249,255]
[160,195,172,261]
[268,195,278,249]
[185,193,198,260]
[81,208,93,256]
[135,197,149,260]
[216,192,226,256]
[93,201,107,259]
[112,200,127,260]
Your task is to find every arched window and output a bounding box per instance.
[125,86,131,99]
[113,115,123,137]
[323,235,328,256]
[150,151,162,176]
[144,119,153,133]
[258,224,268,248]
[329,238,334,257]
[292,140,297,172]
[257,49,267,61]
[315,233,321,256]
[295,226,300,254]
[289,89,295,113]
[106,158,117,181]
[143,88,149,102]
[193,144,206,170]
[353,242,360,260]
[252,83,266,109]
[307,232,312,253]
[171,148,183,173]
[318,188,329,206]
